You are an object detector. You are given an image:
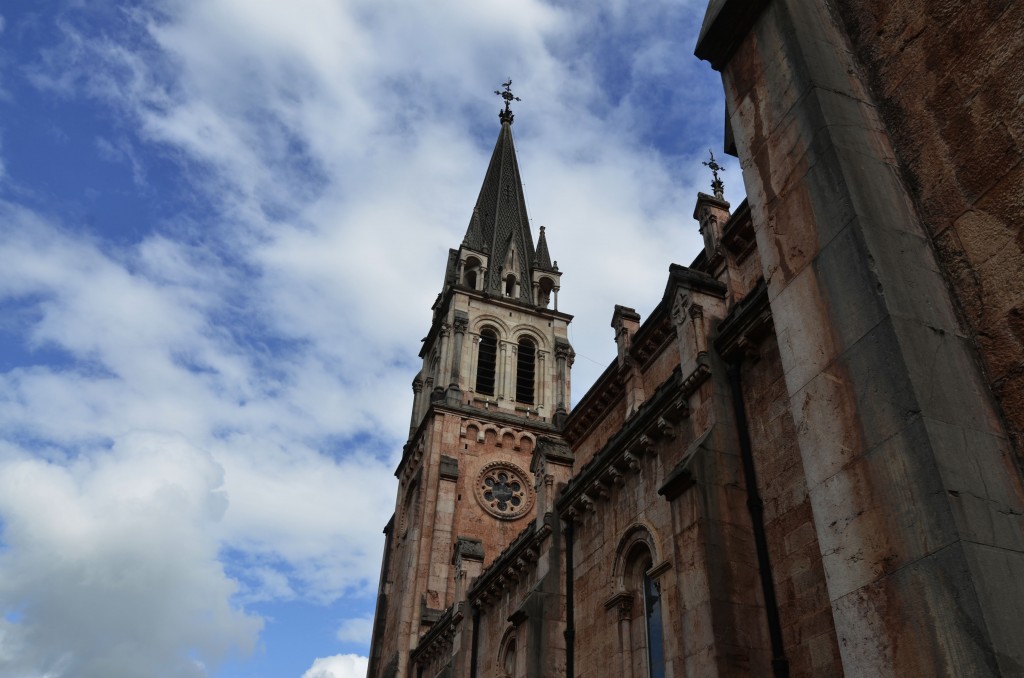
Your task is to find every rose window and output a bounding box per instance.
[475,462,533,519]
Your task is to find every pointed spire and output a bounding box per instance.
[458,83,537,303]
[463,206,485,251]
[534,226,553,270]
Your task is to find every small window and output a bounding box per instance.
[516,338,535,404]
[464,256,482,290]
[498,628,518,678]
[505,274,516,297]
[502,639,516,676]
[476,329,498,396]
[538,277,554,308]
[644,566,665,678]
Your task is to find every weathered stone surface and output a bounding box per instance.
[708,0,1024,675]
[372,2,1024,677]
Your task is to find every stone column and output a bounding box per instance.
[508,343,518,402]
[449,312,468,391]
[537,351,547,408]
[554,340,574,425]
[498,341,512,401]
[617,598,634,678]
[697,1,1024,675]
[434,324,450,402]
[409,375,424,436]
[469,335,480,394]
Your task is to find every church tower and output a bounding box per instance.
[367,83,574,678]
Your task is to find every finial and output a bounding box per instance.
[702,149,725,200]
[495,79,521,124]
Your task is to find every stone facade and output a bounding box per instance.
[367,2,1024,676]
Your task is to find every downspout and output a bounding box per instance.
[470,606,480,678]
[564,520,575,678]
[727,363,790,678]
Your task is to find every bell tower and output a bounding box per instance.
[367,84,574,678]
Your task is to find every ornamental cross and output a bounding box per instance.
[702,149,725,199]
[495,79,521,123]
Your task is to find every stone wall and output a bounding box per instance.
[740,334,841,676]
[831,0,1024,458]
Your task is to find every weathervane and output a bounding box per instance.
[495,79,521,124]
[702,149,725,199]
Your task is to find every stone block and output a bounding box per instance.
[789,362,864,487]
[771,267,838,394]
[862,225,964,335]
[960,540,1024,675]
[813,223,890,349]
[923,417,1024,551]
[890,315,1004,435]
[840,318,922,446]
[830,541,998,676]
[812,414,957,600]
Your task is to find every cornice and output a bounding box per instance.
[713,278,772,361]
[467,515,552,607]
[556,368,690,521]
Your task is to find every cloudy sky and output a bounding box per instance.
[0,1,743,676]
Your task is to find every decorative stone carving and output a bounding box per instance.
[475,461,534,520]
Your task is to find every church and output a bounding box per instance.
[367,1,1024,676]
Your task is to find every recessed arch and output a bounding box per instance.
[464,256,482,290]
[612,524,661,592]
[510,325,548,350]
[471,314,512,337]
[611,523,667,678]
[538,276,554,308]
[497,625,518,678]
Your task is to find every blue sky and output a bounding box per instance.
[0,1,743,676]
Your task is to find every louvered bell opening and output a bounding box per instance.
[476,329,498,396]
[516,338,535,404]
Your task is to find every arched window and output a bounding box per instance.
[476,329,498,396]
[505,274,516,297]
[464,256,481,290]
[501,638,516,677]
[516,338,535,404]
[538,276,554,308]
[643,564,665,678]
[613,529,667,678]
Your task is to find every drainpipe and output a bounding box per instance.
[470,606,480,678]
[564,520,575,678]
[727,363,790,678]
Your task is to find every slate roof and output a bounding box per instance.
[461,118,538,303]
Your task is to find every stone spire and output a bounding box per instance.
[460,82,537,303]
[534,225,554,271]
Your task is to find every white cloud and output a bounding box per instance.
[335,616,374,644]
[0,434,262,678]
[302,654,369,678]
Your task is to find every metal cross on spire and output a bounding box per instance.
[495,79,521,124]
[702,149,726,199]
